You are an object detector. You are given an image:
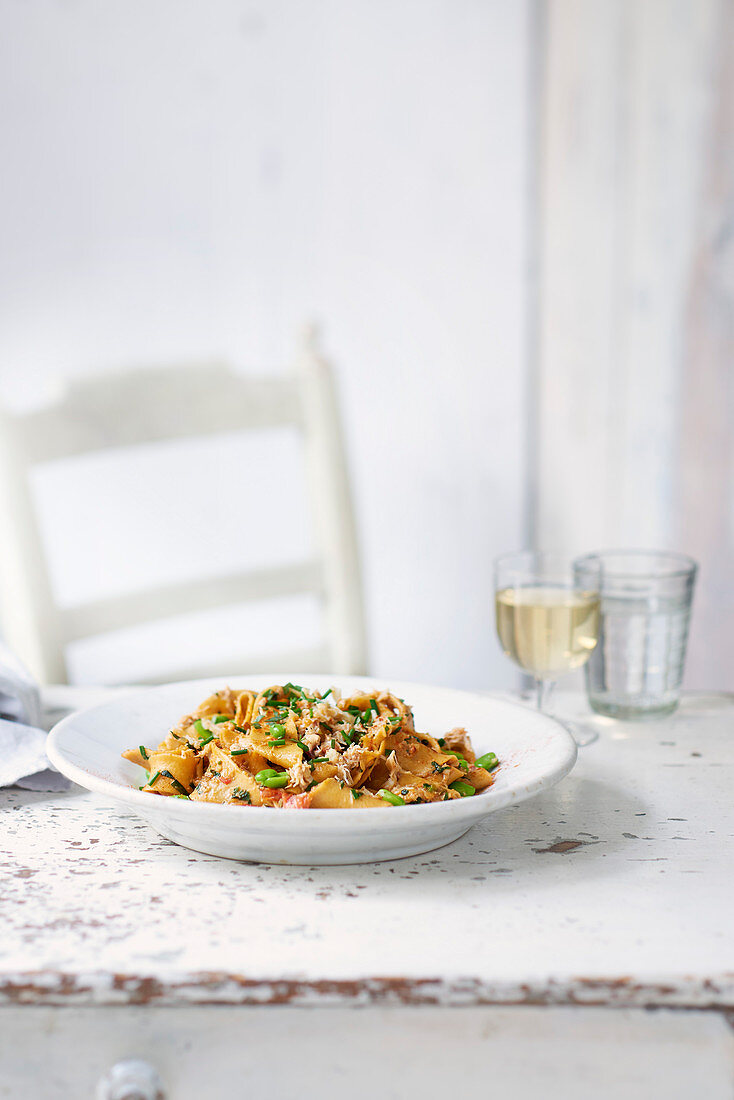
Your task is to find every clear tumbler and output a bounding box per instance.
[574,550,697,720]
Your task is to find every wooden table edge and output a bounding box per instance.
[2,971,734,1011]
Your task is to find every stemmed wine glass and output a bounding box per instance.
[494,551,601,746]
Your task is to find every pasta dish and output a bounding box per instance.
[123,683,499,808]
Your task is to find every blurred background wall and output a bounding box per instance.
[0,0,731,689]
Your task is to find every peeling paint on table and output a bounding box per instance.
[1,693,733,1014]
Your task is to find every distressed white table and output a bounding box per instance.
[1,691,733,1099]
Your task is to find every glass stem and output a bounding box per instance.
[534,678,555,713]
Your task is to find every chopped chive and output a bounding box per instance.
[160,770,190,797]
[320,688,332,699]
[369,697,378,711]
[233,724,248,734]
[149,771,161,785]
[295,740,308,753]
[310,756,328,766]
[330,738,336,749]
[305,780,317,790]
[351,789,363,799]
[268,738,286,746]
[139,745,149,760]
[230,748,249,757]
[198,734,214,748]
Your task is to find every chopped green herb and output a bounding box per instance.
[351,789,363,799]
[139,745,149,760]
[149,771,161,785]
[198,734,214,748]
[295,740,308,753]
[310,756,328,766]
[268,738,286,747]
[231,788,251,803]
[160,770,190,797]
[437,737,446,748]
[230,748,249,757]
[233,724,248,734]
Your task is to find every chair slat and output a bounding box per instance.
[19,368,302,464]
[60,562,324,641]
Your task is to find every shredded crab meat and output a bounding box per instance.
[286,760,312,792]
[383,750,401,790]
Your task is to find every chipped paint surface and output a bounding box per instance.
[1,692,733,1009]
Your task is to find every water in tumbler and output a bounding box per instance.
[585,592,692,718]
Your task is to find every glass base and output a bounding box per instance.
[589,697,679,721]
[560,718,598,747]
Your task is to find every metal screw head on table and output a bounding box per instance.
[96,1059,165,1100]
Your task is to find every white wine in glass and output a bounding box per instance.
[496,586,600,679]
[494,553,601,746]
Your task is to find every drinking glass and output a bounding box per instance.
[574,550,697,719]
[494,551,601,746]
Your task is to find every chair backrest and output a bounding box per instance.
[0,327,367,684]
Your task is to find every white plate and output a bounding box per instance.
[47,675,577,865]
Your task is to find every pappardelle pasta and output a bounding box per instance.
[123,683,499,808]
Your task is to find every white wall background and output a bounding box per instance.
[1,0,730,692]
[0,0,532,688]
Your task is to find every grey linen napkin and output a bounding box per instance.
[0,646,71,791]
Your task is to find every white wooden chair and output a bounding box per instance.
[0,326,367,684]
